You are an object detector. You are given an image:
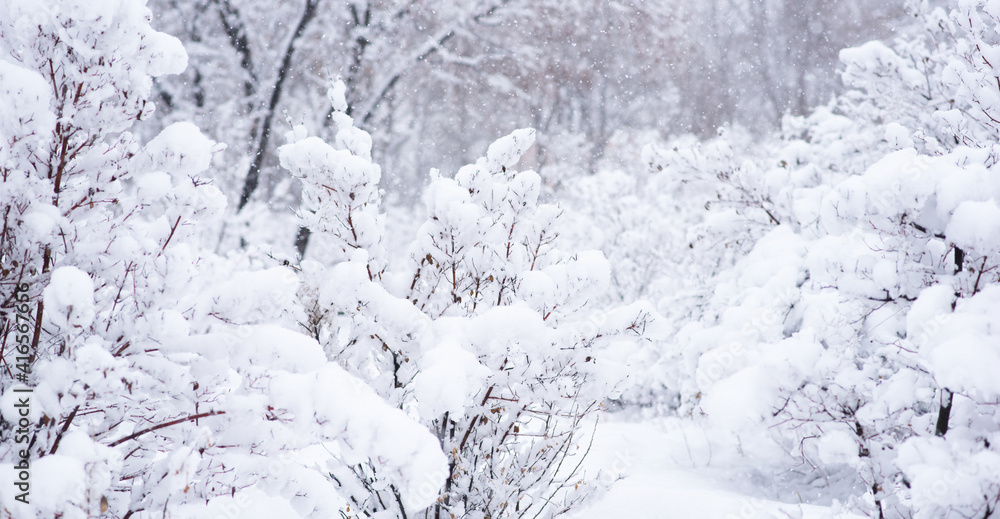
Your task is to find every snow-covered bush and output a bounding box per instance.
[650,1,1000,517]
[555,1,1000,516]
[0,3,447,518]
[281,83,666,519]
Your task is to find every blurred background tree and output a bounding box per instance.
[144,0,908,253]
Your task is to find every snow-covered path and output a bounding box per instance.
[570,418,864,519]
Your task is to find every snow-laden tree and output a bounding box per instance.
[0,2,447,517]
[279,82,666,519]
[146,0,589,254]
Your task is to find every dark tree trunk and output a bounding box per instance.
[237,0,319,212]
[294,226,310,258]
[935,388,953,437]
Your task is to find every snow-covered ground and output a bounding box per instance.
[572,417,865,519]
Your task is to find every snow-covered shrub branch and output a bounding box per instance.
[280,84,667,519]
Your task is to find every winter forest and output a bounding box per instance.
[7,0,1000,517]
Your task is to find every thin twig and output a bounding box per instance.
[109,411,225,447]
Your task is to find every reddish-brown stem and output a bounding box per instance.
[158,216,183,256]
[974,256,989,295]
[109,410,225,447]
[49,405,80,455]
